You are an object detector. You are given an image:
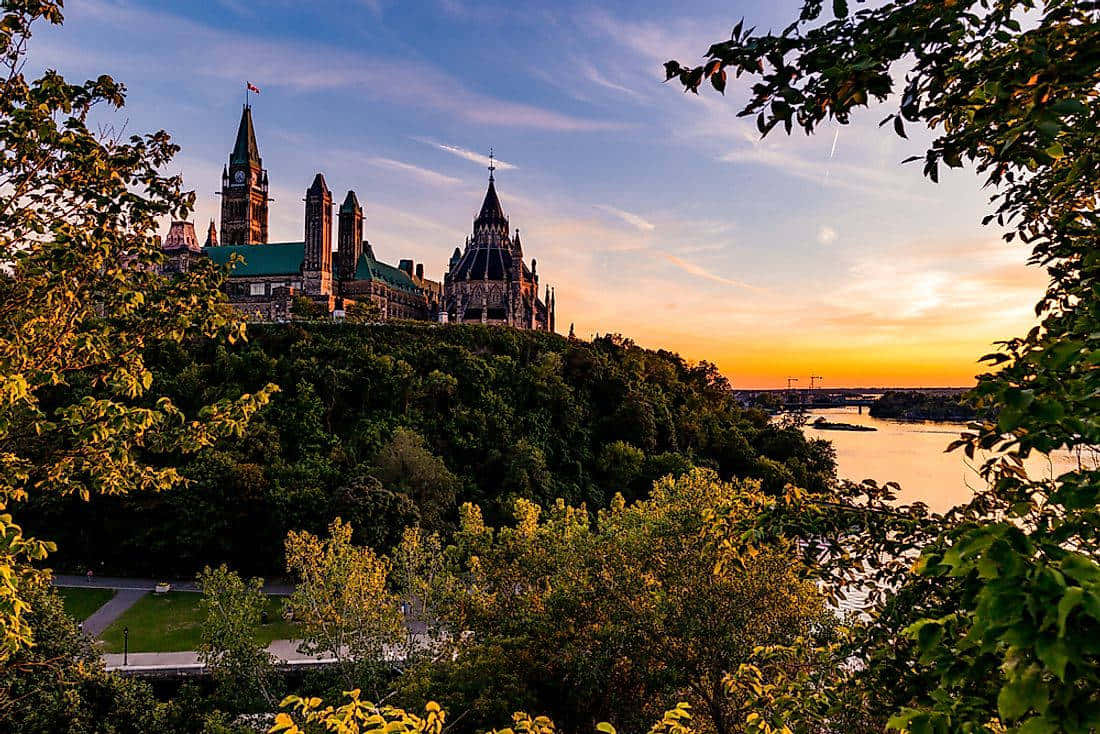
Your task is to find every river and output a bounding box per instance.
[803,407,1082,513]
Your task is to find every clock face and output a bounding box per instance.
[234,170,245,185]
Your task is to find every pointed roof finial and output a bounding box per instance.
[475,169,507,227]
[488,147,495,181]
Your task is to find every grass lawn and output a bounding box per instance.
[99,593,299,652]
[57,587,115,621]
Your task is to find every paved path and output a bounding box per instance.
[82,588,147,637]
[104,637,428,673]
[104,640,336,672]
[52,574,293,595]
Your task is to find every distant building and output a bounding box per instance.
[160,220,203,274]
[443,166,554,331]
[159,103,554,329]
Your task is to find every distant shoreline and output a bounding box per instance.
[734,387,972,394]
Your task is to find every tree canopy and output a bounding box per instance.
[256,472,834,734]
[23,324,836,576]
[666,1,1100,731]
[0,0,273,660]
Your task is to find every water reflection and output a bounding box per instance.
[803,407,1081,513]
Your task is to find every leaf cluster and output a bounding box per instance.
[0,0,274,661]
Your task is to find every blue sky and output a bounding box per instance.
[34,0,1049,387]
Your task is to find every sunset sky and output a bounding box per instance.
[35,0,1050,388]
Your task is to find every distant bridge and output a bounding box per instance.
[782,398,876,410]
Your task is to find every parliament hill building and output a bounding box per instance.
[161,105,555,330]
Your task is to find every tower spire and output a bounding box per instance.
[221,102,269,245]
[488,147,495,181]
[231,105,261,165]
[474,164,507,229]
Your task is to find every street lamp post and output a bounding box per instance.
[123,626,129,667]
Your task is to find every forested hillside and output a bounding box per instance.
[24,323,834,575]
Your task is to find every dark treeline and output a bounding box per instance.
[869,390,977,421]
[23,323,835,576]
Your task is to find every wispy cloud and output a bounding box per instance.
[583,9,713,65]
[584,67,648,101]
[817,225,838,245]
[213,0,255,18]
[367,157,463,187]
[719,143,930,201]
[414,138,518,170]
[819,239,1047,336]
[595,204,655,231]
[57,0,626,133]
[658,252,768,293]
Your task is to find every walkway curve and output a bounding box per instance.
[82,589,147,637]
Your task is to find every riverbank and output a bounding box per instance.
[804,408,1077,512]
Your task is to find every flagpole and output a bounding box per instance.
[244,81,259,107]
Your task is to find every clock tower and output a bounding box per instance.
[219,105,269,245]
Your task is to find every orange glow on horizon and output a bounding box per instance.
[553,235,1049,391]
[639,336,993,390]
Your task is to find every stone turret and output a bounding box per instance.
[163,221,200,252]
[303,173,333,296]
[337,190,363,283]
[160,220,203,274]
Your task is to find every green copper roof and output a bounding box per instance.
[205,242,303,276]
[354,248,419,293]
[203,241,421,294]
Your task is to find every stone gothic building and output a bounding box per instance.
[443,171,554,330]
[160,103,554,330]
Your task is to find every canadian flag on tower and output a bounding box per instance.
[246,82,261,94]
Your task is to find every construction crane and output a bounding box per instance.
[808,375,823,407]
[786,377,799,406]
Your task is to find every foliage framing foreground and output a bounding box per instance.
[0,0,274,661]
[665,0,1100,732]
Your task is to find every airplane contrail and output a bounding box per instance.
[824,126,840,185]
